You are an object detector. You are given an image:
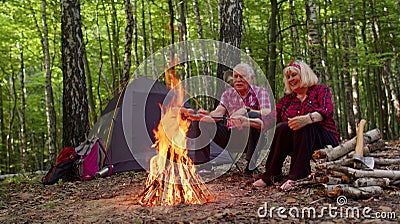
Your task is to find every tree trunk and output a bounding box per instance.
[17,35,27,173]
[28,0,58,168]
[41,0,58,167]
[216,0,243,108]
[146,0,156,79]
[110,0,121,86]
[61,0,89,148]
[0,79,4,173]
[122,0,134,84]
[368,0,387,138]
[7,69,17,173]
[141,0,148,76]
[349,0,360,124]
[132,0,139,76]
[101,0,116,89]
[95,1,104,112]
[305,1,324,79]
[206,0,216,38]
[361,0,376,130]
[340,0,355,138]
[83,40,97,126]
[268,0,277,94]
[382,0,400,127]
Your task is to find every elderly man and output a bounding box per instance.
[187,63,270,176]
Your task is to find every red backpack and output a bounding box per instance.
[42,147,79,185]
[42,137,112,185]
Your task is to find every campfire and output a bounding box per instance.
[135,68,215,206]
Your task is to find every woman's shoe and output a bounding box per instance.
[279,179,295,191]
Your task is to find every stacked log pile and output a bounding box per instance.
[295,120,400,199]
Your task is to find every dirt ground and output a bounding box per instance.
[1,164,399,224]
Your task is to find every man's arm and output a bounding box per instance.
[230,115,264,130]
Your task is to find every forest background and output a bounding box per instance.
[0,0,399,175]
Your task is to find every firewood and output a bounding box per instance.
[363,139,385,155]
[347,139,385,157]
[317,158,353,169]
[374,158,400,166]
[324,184,383,198]
[331,166,400,180]
[391,180,400,186]
[353,177,390,187]
[312,129,381,161]
[326,169,348,178]
[367,151,400,158]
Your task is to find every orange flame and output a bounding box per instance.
[136,65,214,206]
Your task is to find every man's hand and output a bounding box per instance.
[230,115,249,130]
[197,108,210,116]
[231,107,247,117]
[288,115,311,130]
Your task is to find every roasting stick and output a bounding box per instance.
[178,107,239,122]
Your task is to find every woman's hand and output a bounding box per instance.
[288,115,311,130]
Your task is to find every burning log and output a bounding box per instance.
[312,129,381,161]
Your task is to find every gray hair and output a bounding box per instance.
[233,63,255,78]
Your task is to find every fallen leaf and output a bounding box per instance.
[286,198,297,203]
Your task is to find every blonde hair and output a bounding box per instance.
[282,61,318,94]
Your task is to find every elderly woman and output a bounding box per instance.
[252,60,339,191]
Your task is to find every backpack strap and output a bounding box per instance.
[96,138,113,176]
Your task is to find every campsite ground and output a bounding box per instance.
[1,165,399,224]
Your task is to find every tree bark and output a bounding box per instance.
[122,0,134,84]
[268,0,277,93]
[216,0,243,108]
[18,34,27,173]
[349,0,360,124]
[27,0,58,167]
[61,0,89,147]
[146,0,156,79]
[331,166,400,180]
[0,78,4,172]
[305,1,324,78]
[41,0,58,167]
[325,184,383,199]
[132,0,139,75]
[110,0,121,86]
[353,177,390,187]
